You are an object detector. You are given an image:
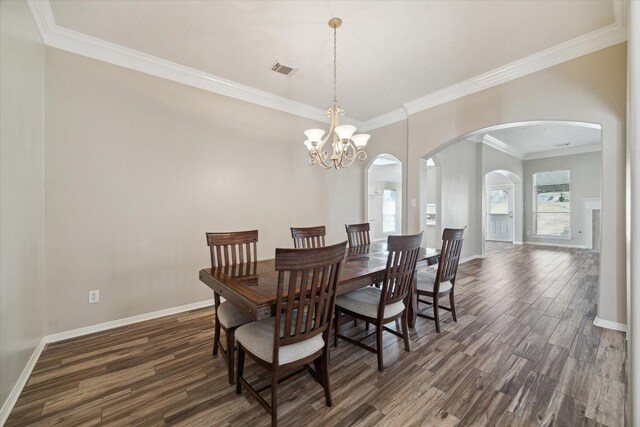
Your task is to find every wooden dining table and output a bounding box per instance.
[199,241,440,328]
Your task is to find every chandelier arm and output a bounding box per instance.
[338,153,357,169]
[309,148,334,169]
[342,141,357,162]
[340,143,367,168]
[316,154,334,169]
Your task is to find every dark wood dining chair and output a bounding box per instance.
[205,230,257,384]
[416,228,465,333]
[290,225,326,248]
[235,241,347,427]
[345,222,371,247]
[334,232,423,371]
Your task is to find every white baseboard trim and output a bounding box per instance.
[45,299,215,344]
[593,316,627,333]
[523,241,586,249]
[0,338,47,425]
[513,241,524,245]
[460,255,484,264]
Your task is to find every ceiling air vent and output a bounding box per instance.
[271,62,295,76]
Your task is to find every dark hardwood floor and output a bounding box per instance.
[6,243,626,426]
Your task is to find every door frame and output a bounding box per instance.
[481,169,523,256]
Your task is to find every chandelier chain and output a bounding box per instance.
[333,25,337,107]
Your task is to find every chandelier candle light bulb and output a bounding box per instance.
[303,18,369,169]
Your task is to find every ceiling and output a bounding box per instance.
[48,1,618,122]
[484,122,601,159]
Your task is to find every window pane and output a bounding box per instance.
[535,212,570,236]
[382,190,396,233]
[536,191,570,213]
[488,189,509,214]
[425,203,436,226]
[534,170,570,236]
[382,190,396,215]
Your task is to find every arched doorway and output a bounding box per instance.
[367,154,402,240]
[484,169,522,248]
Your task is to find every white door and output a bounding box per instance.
[486,185,513,242]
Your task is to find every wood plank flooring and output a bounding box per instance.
[6,243,626,426]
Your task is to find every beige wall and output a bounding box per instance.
[431,140,482,259]
[44,49,363,334]
[371,44,627,325]
[0,0,46,413]
[523,151,601,248]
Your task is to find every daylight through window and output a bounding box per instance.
[382,189,397,233]
[533,170,570,237]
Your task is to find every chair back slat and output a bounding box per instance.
[206,230,259,268]
[379,233,423,311]
[345,223,371,247]
[273,242,347,359]
[291,226,326,249]
[435,228,465,285]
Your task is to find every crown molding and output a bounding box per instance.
[403,22,627,117]
[481,134,601,161]
[483,135,524,159]
[26,0,361,127]
[27,0,53,44]
[360,108,408,132]
[29,0,627,132]
[523,143,602,160]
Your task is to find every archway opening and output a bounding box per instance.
[417,120,601,259]
[367,154,402,240]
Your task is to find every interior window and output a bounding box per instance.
[425,203,436,226]
[533,170,570,237]
[382,189,397,233]
[488,189,509,214]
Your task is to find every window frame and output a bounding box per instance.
[532,170,571,240]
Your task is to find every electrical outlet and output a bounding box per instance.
[89,290,100,304]
[410,199,417,207]
[527,231,531,236]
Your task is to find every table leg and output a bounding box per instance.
[408,274,418,328]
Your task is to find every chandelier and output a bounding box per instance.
[303,18,370,170]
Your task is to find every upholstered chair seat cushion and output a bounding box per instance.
[336,287,405,319]
[235,316,324,365]
[217,301,252,329]
[416,270,453,294]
